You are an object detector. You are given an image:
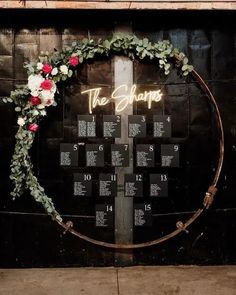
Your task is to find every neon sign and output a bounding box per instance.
[81,84,163,114]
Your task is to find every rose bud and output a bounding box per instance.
[40,79,53,90]
[28,123,39,133]
[46,99,53,106]
[69,56,79,67]
[30,96,41,106]
[42,64,53,74]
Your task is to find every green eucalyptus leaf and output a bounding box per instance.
[183,57,189,65]
[68,69,73,78]
[103,40,111,49]
[188,65,194,72]
[182,64,188,71]
[143,38,149,47]
[15,107,21,112]
[164,63,171,70]
[136,46,142,53]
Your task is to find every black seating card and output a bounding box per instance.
[136,144,155,167]
[99,174,117,197]
[60,143,78,167]
[78,115,96,137]
[161,144,180,167]
[124,174,143,197]
[111,144,129,167]
[103,115,121,138]
[134,203,152,227]
[73,173,92,197]
[95,204,114,228]
[150,174,168,197]
[128,115,146,138]
[153,115,172,138]
[86,144,104,167]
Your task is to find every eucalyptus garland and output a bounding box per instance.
[2,33,193,222]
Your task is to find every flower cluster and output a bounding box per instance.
[28,74,56,108]
[19,55,80,133]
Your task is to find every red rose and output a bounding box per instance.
[69,56,79,67]
[28,123,39,133]
[42,64,53,74]
[30,96,41,106]
[40,79,53,90]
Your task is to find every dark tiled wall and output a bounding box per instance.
[0,10,235,267]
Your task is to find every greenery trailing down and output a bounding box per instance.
[1,33,193,222]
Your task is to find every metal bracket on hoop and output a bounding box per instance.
[176,221,189,234]
[63,221,73,235]
[203,186,218,209]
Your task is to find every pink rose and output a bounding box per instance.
[69,56,79,67]
[42,64,53,74]
[46,99,53,106]
[40,79,53,90]
[30,96,41,106]
[28,123,39,133]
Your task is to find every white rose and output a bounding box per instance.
[37,62,43,70]
[37,104,45,109]
[17,117,25,126]
[60,65,68,75]
[51,82,57,94]
[40,90,55,107]
[41,110,47,116]
[33,110,39,116]
[51,68,58,76]
[40,90,54,101]
[31,90,39,97]
[28,74,44,93]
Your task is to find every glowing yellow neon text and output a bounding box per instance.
[81,84,163,114]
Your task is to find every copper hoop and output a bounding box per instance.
[53,59,224,249]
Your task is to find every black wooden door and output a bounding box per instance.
[0,10,235,267]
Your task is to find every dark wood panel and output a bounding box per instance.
[0,10,235,267]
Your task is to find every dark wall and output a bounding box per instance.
[0,10,235,267]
